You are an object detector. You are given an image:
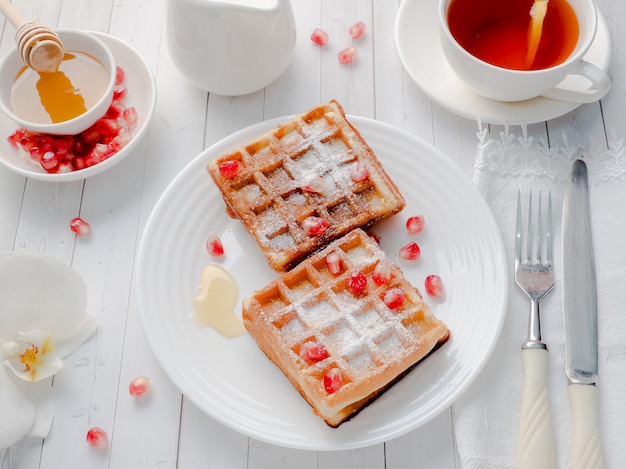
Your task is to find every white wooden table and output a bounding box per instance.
[1,0,625,467]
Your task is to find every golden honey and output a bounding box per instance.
[10,51,109,124]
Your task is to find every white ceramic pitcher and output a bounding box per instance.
[165,0,296,96]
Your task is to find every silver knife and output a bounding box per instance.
[562,159,605,469]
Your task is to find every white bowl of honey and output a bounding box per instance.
[0,29,116,136]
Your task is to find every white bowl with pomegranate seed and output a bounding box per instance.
[0,32,156,182]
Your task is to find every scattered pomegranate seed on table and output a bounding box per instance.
[218,160,242,179]
[347,270,367,294]
[398,242,421,261]
[383,288,406,309]
[310,28,329,46]
[425,274,444,298]
[302,216,329,235]
[7,66,138,174]
[349,21,366,39]
[406,215,425,234]
[205,234,224,257]
[70,217,91,236]
[299,341,329,364]
[129,375,151,397]
[323,367,342,394]
[338,47,358,64]
[86,427,109,449]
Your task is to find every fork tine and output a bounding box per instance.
[515,190,522,264]
[546,191,553,263]
[525,190,533,263]
[537,192,543,263]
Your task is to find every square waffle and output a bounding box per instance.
[207,100,406,272]
[242,229,450,427]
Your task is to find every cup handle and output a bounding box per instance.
[540,61,611,103]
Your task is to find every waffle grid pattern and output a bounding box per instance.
[243,229,449,425]
[207,100,405,271]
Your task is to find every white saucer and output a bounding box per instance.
[395,0,611,125]
[0,32,156,182]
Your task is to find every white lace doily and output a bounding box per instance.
[474,122,626,183]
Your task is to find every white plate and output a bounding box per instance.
[0,32,156,182]
[395,0,611,125]
[137,117,508,450]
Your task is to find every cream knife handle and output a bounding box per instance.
[569,384,605,469]
[516,348,555,469]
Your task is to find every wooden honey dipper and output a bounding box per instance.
[0,0,64,72]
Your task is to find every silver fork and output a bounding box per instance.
[514,191,556,469]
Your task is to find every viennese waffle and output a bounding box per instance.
[242,229,450,427]
[207,100,406,272]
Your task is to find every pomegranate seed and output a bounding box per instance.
[70,217,91,236]
[372,262,392,285]
[406,215,425,234]
[347,270,367,294]
[81,126,101,144]
[115,66,125,86]
[29,146,44,162]
[219,160,242,179]
[53,137,71,158]
[123,107,138,128]
[399,242,421,261]
[112,129,132,151]
[338,47,358,64]
[206,234,224,257]
[323,367,342,394]
[113,85,127,101]
[425,274,444,298]
[300,341,329,364]
[37,135,54,152]
[41,151,58,171]
[86,426,108,449]
[72,156,86,171]
[383,288,406,309]
[349,21,366,39]
[301,176,326,193]
[56,159,73,173]
[350,162,370,182]
[106,101,124,119]
[302,216,328,235]
[129,375,151,397]
[7,129,22,147]
[20,134,37,152]
[326,251,342,275]
[310,28,329,46]
[96,118,119,137]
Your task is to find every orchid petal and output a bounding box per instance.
[54,314,97,359]
[0,253,88,338]
[0,370,36,448]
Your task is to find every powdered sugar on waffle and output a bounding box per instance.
[207,100,405,272]
[242,228,449,427]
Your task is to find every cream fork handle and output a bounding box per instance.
[569,384,605,469]
[516,348,555,469]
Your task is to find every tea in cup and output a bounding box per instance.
[438,0,610,102]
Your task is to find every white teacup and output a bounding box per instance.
[438,0,611,103]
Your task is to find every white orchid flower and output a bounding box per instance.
[0,252,96,449]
